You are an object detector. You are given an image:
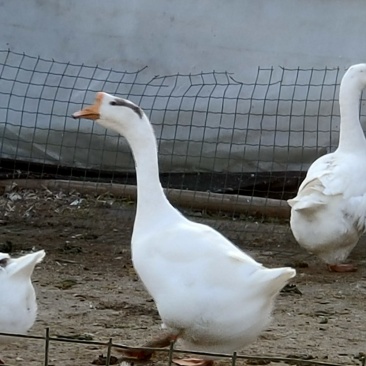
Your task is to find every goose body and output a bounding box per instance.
[288,64,366,271]
[133,217,293,353]
[73,93,295,361]
[0,250,45,342]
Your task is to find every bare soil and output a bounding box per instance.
[0,187,365,366]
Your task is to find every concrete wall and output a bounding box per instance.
[1,0,366,173]
[2,0,366,74]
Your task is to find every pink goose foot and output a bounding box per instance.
[173,358,214,366]
[327,263,357,272]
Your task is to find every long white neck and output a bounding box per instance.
[114,116,181,236]
[338,74,366,152]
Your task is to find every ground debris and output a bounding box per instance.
[245,359,270,365]
[92,354,119,365]
[0,240,12,253]
[55,279,78,290]
[285,354,316,365]
[280,283,302,295]
[0,185,365,366]
[56,333,94,340]
[59,242,83,254]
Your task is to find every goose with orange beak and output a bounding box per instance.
[73,93,295,366]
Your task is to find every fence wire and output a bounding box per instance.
[1,50,362,230]
[1,50,365,238]
[1,330,363,366]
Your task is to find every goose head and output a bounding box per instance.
[72,92,145,134]
[341,63,366,94]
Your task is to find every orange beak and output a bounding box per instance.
[72,92,103,120]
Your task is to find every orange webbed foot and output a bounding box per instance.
[120,348,154,361]
[173,358,214,366]
[116,332,178,361]
[327,263,357,272]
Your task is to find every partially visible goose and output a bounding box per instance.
[73,92,295,366]
[288,63,366,272]
[0,250,45,364]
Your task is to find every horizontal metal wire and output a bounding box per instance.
[0,329,362,366]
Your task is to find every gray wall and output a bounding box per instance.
[2,0,366,74]
[1,0,366,173]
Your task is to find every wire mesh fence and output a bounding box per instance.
[1,49,362,232]
[1,50,366,366]
[0,49,345,173]
[1,330,364,366]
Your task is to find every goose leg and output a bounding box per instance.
[327,263,357,272]
[118,333,178,360]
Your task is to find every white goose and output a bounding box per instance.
[0,250,45,363]
[288,63,366,272]
[73,92,295,366]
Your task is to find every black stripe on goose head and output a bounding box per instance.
[109,98,143,119]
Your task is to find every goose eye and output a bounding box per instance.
[110,101,117,106]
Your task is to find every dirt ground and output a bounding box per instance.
[0,186,365,366]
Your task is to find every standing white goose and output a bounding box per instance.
[288,63,366,272]
[73,92,295,366]
[0,250,45,364]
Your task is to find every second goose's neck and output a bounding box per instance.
[338,76,366,152]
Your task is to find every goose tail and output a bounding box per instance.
[255,267,296,297]
[288,196,326,212]
[9,250,46,278]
